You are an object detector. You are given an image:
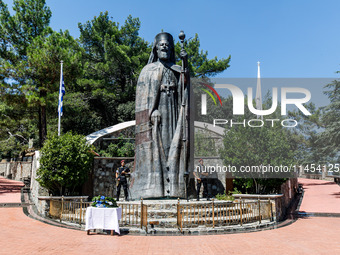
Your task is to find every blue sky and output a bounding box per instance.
[4,0,340,78]
[49,0,340,78]
[3,0,340,106]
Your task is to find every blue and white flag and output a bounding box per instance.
[58,61,65,136]
[58,73,65,117]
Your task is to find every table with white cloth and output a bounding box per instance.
[85,207,122,235]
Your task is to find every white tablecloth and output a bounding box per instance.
[85,207,122,234]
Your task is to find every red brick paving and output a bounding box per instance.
[298,178,340,213]
[0,177,24,203]
[0,177,340,255]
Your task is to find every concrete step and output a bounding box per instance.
[121,207,255,220]
[118,199,236,210]
[123,219,274,235]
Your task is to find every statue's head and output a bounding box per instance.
[148,32,176,64]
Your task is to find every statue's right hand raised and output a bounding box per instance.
[151,110,161,125]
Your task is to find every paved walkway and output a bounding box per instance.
[0,177,340,255]
[298,178,340,213]
[0,177,24,203]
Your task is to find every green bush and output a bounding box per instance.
[215,188,241,201]
[99,134,135,157]
[37,132,94,195]
[215,192,234,201]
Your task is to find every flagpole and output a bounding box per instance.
[256,61,263,120]
[58,60,63,136]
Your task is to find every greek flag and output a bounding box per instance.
[58,73,65,117]
[58,61,65,136]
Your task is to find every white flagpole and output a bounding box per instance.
[256,61,263,120]
[58,60,63,136]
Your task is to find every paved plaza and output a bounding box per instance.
[0,177,339,255]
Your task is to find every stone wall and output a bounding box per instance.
[89,157,134,199]
[89,156,227,200]
[0,159,32,181]
[0,152,49,216]
[29,151,49,216]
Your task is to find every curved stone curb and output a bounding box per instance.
[21,189,304,236]
[21,189,83,232]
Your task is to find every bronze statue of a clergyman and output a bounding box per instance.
[130,31,190,199]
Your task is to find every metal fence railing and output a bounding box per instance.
[177,199,273,232]
[46,197,274,233]
[116,200,148,230]
[48,197,148,230]
[49,197,91,224]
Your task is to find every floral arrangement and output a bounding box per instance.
[91,195,118,208]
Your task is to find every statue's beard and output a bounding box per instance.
[158,51,170,61]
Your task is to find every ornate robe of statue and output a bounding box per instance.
[130,32,188,199]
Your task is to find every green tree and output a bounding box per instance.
[0,0,51,64]
[22,30,82,143]
[319,79,340,161]
[0,90,37,159]
[37,132,94,195]
[175,33,231,77]
[287,102,326,165]
[0,0,52,147]
[77,13,150,130]
[220,122,295,194]
[98,137,135,157]
[219,94,297,194]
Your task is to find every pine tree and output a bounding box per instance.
[319,79,340,161]
[0,0,52,147]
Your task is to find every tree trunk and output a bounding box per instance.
[38,107,42,147]
[41,104,47,144]
[39,90,47,146]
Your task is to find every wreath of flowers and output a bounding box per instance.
[91,195,118,208]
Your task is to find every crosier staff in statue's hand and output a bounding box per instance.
[179,30,189,169]
[179,31,188,85]
[179,31,188,94]
[179,31,190,200]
